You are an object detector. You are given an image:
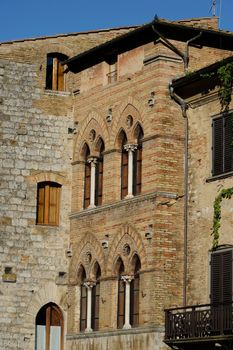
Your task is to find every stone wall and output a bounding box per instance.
[0,59,72,349]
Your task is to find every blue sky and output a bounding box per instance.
[1,0,232,42]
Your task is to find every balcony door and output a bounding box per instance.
[35,303,63,350]
[211,247,233,334]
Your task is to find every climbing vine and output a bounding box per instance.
[217,62,233,112]
[212,187,233,249]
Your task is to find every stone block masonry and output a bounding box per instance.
[0,59,72,350]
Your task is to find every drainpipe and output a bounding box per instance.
[169,83,188,307]
[151,23,202,72]
[184,32,203,71]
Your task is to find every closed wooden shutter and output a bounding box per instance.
[57,61,64,91]
[96,158,103,206]
[211,249,232,305]
[49,185,60,225]
[37,182,60,226]
[213,115,233,175]
[224,115,233,173]
[37,185,45,224]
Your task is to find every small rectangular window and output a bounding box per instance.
[36,182,61,226]
[106,55,117,84]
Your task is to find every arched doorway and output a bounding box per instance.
[35,303,63,350]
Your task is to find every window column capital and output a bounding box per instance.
[123,144,138,152]
[87,156,98,164]
[121,275,134,284]
[83,281,96,289]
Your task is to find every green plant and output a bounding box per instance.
[212,187,233,249]
[217,62,233,111]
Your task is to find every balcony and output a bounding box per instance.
[164,302,233,350]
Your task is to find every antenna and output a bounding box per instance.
[209,0,217,16]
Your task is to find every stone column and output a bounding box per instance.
[121,275,134,329]
[87,157,98,208]
[123,144,137,198]
[84,281,96,332]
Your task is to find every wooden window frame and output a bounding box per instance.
[212,113,233,176]
[36,303,64,350]
[36,182,61,226]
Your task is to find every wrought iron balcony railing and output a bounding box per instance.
[165,302,233,342]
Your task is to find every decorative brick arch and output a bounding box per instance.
[107,224,146,275]
[27,170,68,185]
[69,233,105,284]
[24,281,66,327]
[73,110,109,161]
[40,45,74,61]
[111,96,149,146]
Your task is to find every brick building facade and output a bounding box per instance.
[1,16,233,350]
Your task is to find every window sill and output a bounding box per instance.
[206,171,233,182]
[70,190,178,219]
[66,325,163,340]
[44,89,71,97]
[36,223,59,228]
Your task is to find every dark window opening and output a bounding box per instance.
[91,264,101,331]
[120,132,128,199]
[117,259,125,329]
[95,140,105,206]
[130,256,141,327]
[133,125,144,195]
[46,53,68,91]
[83,144,91,209]
[80,267,87,332]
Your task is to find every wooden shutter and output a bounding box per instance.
[117,279,125,328]
[37,185,45,224]
[211,249,232,305]
[213,114,233,176]
[57,61,64,91]
[80,285,87,331]
[213,117,224,176]
[224,115,233,173]
[121,151,128,199]
[84,163,91,208]
[52,57,58,91]
[48,185,60,225]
